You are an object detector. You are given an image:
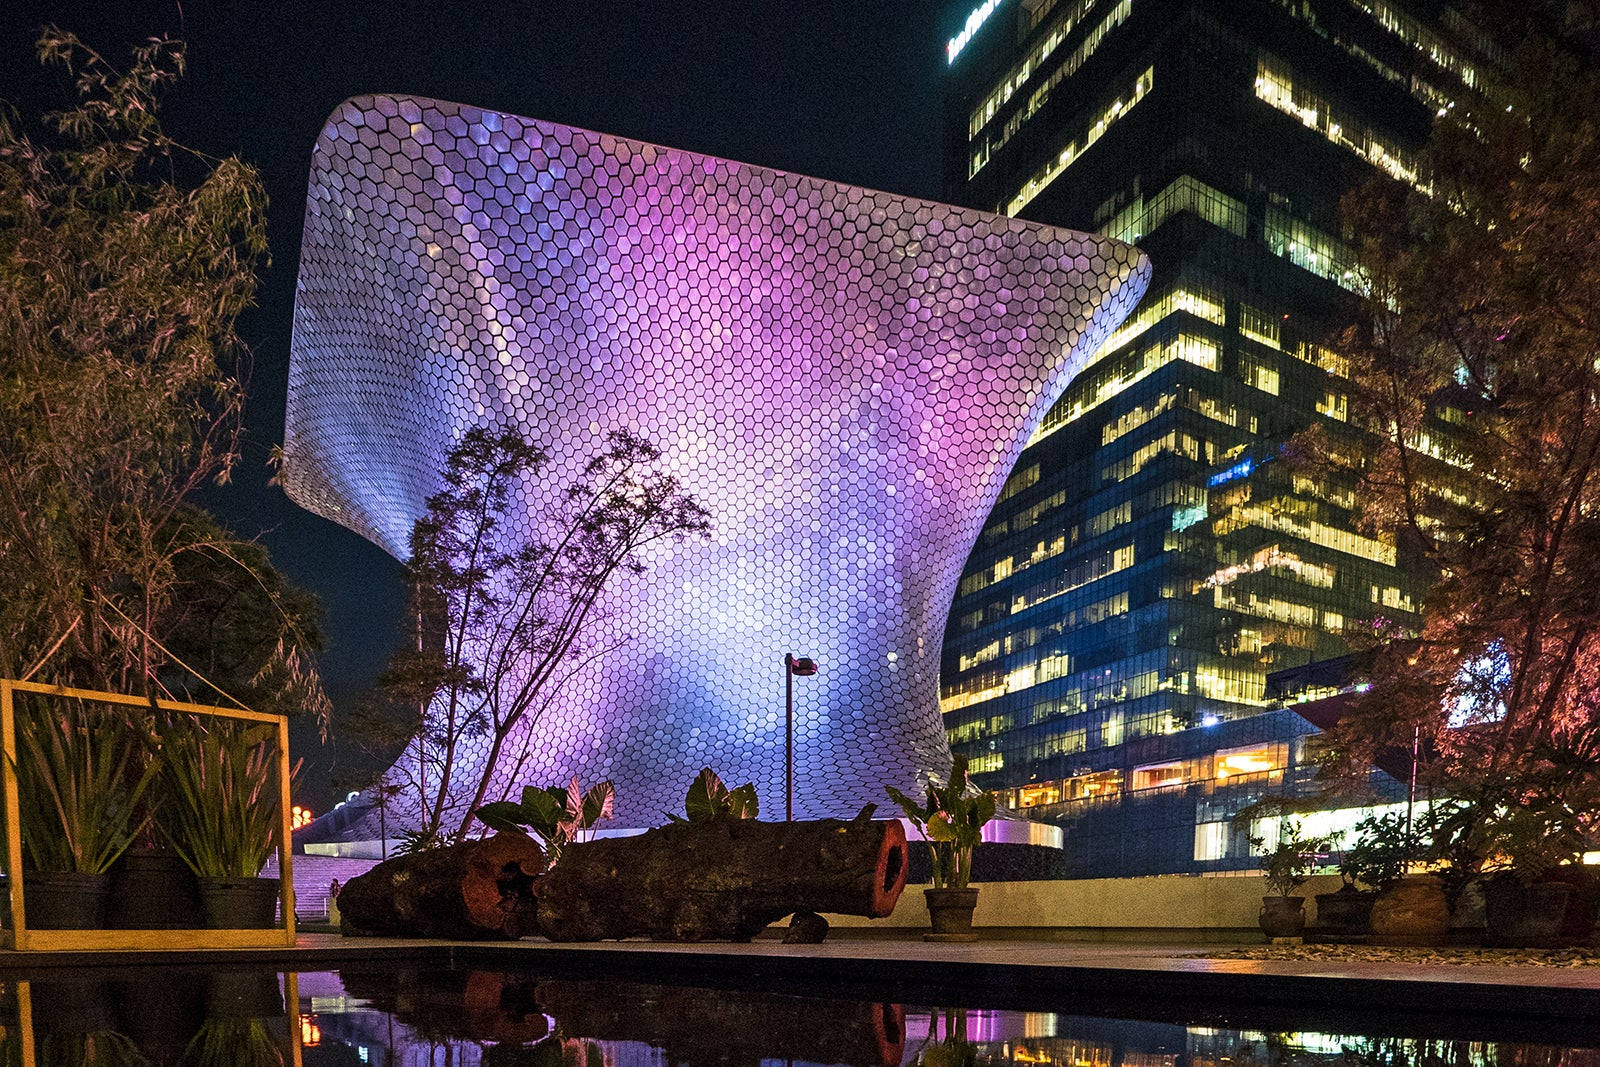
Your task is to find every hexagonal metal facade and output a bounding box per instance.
[284,95,1148,829]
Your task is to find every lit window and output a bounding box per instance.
[1131,761,1190,790]
[1214,743,1284,778]
[1005,67,1155,215]
[1018,782,1062,808]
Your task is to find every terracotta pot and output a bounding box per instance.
[1258,895,1306,939]
[197,876,280,929]
[1483,875,1571,948]
[1314,887,1376,936]
[923,887,980,942]
[1369,876,1450,945]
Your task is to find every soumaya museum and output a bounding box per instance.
[287,0,1498,875]
[283,95,1148,833]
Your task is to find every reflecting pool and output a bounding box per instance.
[0,966,1595,1067]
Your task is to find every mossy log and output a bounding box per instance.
[338,833,544,939]
[534,814,908,941]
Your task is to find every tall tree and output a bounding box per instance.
[362,427,710,845]
[1307,19,1600,877]
[0,28,327,723]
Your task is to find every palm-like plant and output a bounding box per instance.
[155,719,287,878]
[13,696,158,874]
[184,1018,284,1067]
[38,1029,147,1067]
[886,754,996,890]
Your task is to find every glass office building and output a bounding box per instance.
[939,0,1498,875]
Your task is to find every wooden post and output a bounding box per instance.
[277,715,297,945]
[1,682,26,948]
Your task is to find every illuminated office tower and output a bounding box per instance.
[939,0,1497,874]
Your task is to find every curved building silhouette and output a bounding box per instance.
[284,95,1148,829]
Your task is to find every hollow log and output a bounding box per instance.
[338,833,544,939]
[534,815,908,941]
[531,978,906,1067]
[338,967,549,1044]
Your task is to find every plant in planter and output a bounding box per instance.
[1470,794,1597,947]
[886,754,996,943]
[1248,821,1330,940]
[12,697,159,929]
[1318,813,1409,938]
[155,719,293,929]
[475,776,616,866]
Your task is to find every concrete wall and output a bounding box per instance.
[829,873,1348,941]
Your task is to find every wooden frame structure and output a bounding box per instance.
[0,679,297,950]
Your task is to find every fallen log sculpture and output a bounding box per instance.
[338,967,550,1044]
[531,978,906,1067]
[534,812,908,941]
[338,833,544,939]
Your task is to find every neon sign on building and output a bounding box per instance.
[948,0,1005,64]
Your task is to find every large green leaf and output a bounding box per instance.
[884,785,929,825]
[684,768,725,821]
[578,781,615,828]
[473,801,528,835]
[725,783,758,820]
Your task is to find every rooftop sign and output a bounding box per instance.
[947,0,1003,64]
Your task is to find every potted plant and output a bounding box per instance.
[1465,729,1600,947]
[667,768,758,823]
[1473,798,1589,948]
[109,710,201,930]
[1317,813,1408,938]
[1249,821,1330,940]
[155,719,290,929]
[11,697,158,929]
[886,754,996,943]
[37,1029,148,1067]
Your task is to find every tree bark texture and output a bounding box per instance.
[534,815,908,941]
[338,833,544,940]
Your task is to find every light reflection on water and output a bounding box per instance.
[0,968,1596,1067]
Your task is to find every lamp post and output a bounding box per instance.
[784,652,818,821]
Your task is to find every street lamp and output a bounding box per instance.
[784,652,818,821]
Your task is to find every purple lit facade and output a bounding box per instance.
[284,95,1147,828]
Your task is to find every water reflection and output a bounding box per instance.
[0,969,293,1065]
[0,968,1595,1067]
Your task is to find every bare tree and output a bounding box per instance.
[363,427,710,844]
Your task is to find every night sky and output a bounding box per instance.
[2,2,958,810]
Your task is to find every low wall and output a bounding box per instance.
[828,872,1348,941]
